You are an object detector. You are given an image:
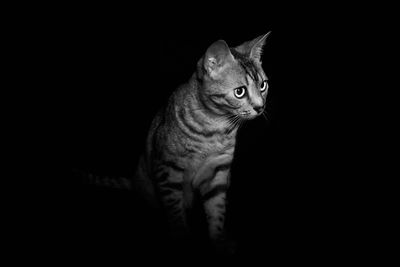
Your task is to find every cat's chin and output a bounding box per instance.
[246,115,259,120]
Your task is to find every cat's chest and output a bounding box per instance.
[166,130,236,167]
[187,137,236,165]
[201,134,235,152]
[179,132,236,161]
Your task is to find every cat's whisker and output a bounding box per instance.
[225,116,238,134]
[230,121,238,133]
[227,116,241,133]
[229,114,238,122]
[226,117,236,130]
[237,118,244,131]
[238,118,245,132]
[225,117,234,126]
[261,111,269,125]
[224,114,237,122]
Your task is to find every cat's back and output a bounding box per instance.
[145,83,192,152]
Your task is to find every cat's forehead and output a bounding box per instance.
[228,48,265,80]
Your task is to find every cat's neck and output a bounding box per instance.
[172,75,240,138]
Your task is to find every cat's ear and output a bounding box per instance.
[204,40,234,78]
[236,32,271,62]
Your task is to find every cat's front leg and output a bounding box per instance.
[155,165,188,240]
[203,186,228,239]
[201,170,236,255]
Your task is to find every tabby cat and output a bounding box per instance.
[133,32,271,253]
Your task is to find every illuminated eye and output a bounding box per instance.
[234,86,246,98]
[260,80,268,92]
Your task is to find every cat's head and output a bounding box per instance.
[199,32,270,120]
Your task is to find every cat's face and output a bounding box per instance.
[207,53,268,120]
[201,33,270,120]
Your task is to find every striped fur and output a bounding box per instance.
[135,33,271,253]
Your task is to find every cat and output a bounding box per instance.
[132,32,271,254]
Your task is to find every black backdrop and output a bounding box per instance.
[54,9,368,264]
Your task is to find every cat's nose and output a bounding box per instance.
[254,106,264,114]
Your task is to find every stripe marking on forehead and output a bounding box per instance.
[231,49,259,83]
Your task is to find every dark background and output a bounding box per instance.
[48,8,375,264]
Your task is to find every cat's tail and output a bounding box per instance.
[73,168,132,190]
[72,155,159,209]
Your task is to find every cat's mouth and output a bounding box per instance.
[239,111,256,119]
[239,111,251,116]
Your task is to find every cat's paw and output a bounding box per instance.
[212,237,238,257]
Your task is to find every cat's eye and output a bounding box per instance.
[260,80,268,92]
[234,86,246,98]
